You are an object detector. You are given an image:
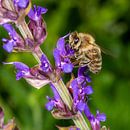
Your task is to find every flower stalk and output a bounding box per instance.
[2,0,107,130]
[3,1,90,129]
[18,20,90,130]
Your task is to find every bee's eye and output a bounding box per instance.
[74,37,79,44]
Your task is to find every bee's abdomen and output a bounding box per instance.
[86,47,102,74]
[88,58,102,73]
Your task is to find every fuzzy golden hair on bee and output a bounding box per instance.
[69,32,102,74]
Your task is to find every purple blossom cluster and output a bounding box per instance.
[1,1,47,53]
[53,34,74,73]
[0,0,107,130]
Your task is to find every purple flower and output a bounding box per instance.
[83,85,93,95]
[45,101,54,111]
[71,79,79,101]
[13,0,29,9]
[3,23,24,42]
[50,84,60,100]
[53,34,74,73]
[28,6,47,45]
[45,84,61,111]
[2,23,25,52]
[2,23,44,52]
[2,24,17,52]
[62,63,73,73]
[84,105,106,130]
[2,39,14,53]
[28,5,48,21]
[40,54,52,73]
[78,66,91,83]
[70,67,93,112]
[89,111,106,130]
[4,62,30,80]
[3,23,17,38]
[76,101,86,112]
[3,56,55,89]
[70,66,106,129]
[46,84,76,119]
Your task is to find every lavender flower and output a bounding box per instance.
[2,38,14,53]
[45,84,61,111]
[46,84,76,120]
[28,5,47,45]
[84,108,106,130]
[4,59,51,89]
[53,34,74,73]
[2,23,26,52]
[40,54,52,73]
[0,0,107,129]
[28,5,47,21]
[69,67,106,129]
[4,62,30,80]
[70,67,93,112]
[2,23,46,52]
[13,0,29,9]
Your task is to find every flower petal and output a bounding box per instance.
[3,23,17,38]
[40,54,52,73]
[78,66,88,77]
[71,79,79,100]
[13,62,29,71]
[4,62,30,80]
[28,5,47,21]
[45,101,54,111]
[50,84,60,100]
[76,102,86,112]
[53,49,61,67]
[84,85,93,95]
[84,104,91,118]
[14,0,29,8]
[96,111,106,122]
[56,37,66,54]
[3,40,14,53]
[62,63,73,73]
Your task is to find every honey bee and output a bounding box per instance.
[69,32,102,74]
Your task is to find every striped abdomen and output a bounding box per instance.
[86,47,102,74]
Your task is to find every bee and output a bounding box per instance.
[69,32,102,74]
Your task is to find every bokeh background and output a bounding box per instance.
[0,0,130,130]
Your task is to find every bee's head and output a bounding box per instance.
[69,31,81,50]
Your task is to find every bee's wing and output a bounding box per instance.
[97,44,116,58]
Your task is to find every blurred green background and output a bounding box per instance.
[0,0,130,129]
